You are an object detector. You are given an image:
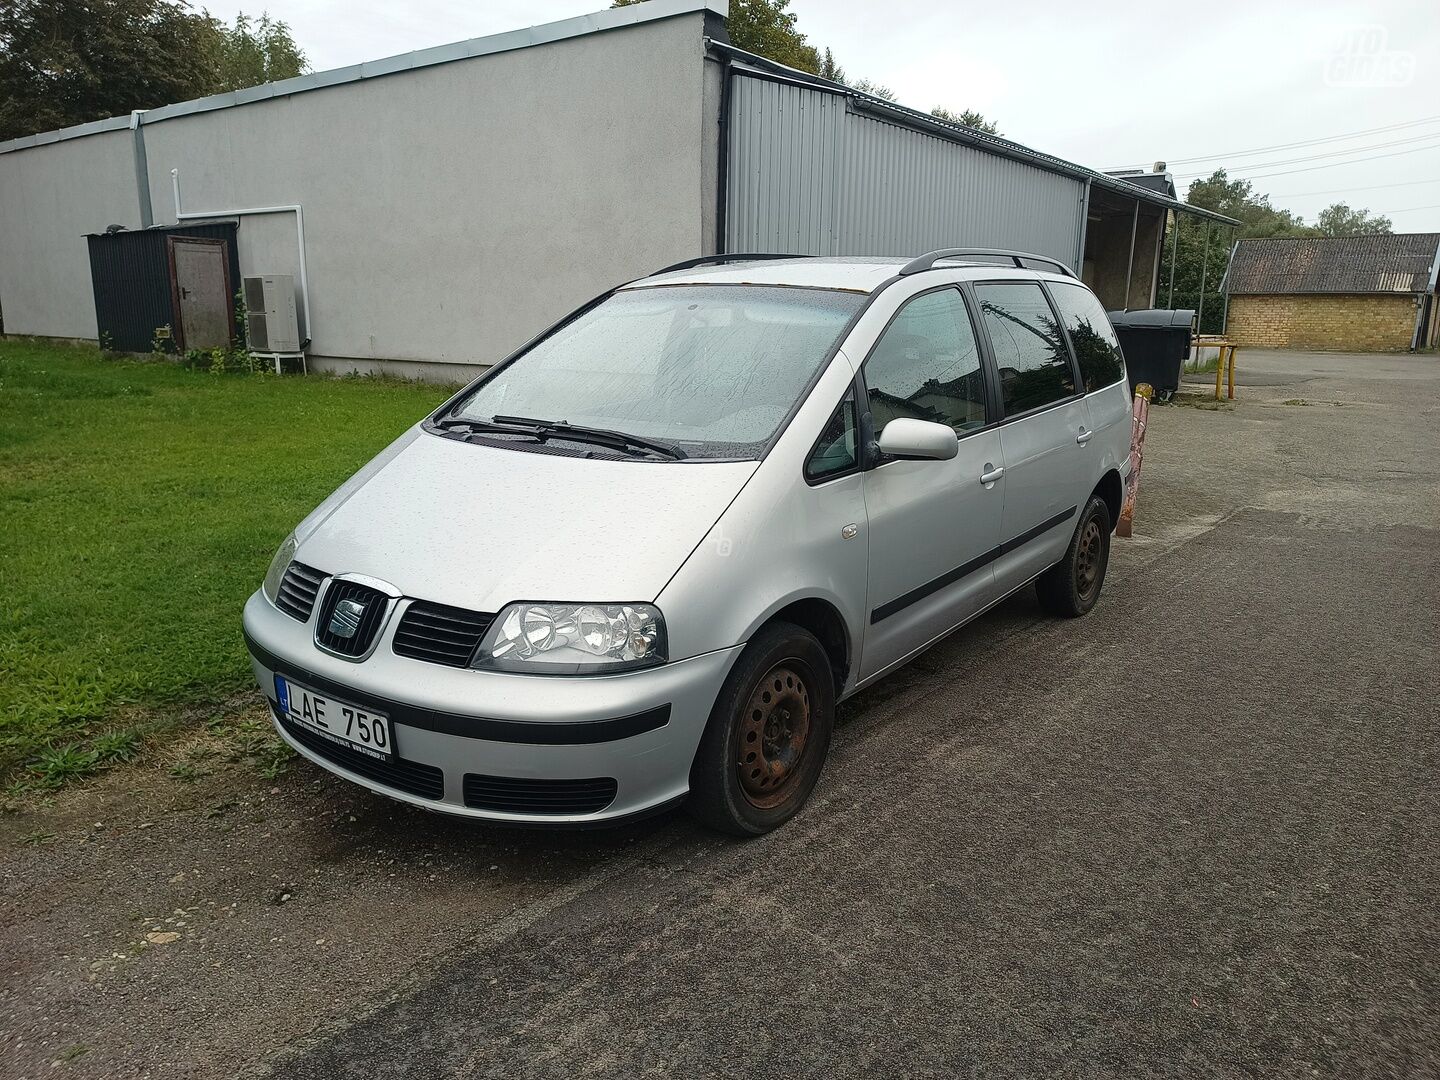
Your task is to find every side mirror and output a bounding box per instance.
[875,418,958,461]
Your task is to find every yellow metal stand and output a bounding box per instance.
[1195,336,1238,400]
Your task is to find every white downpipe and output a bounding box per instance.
[170,168,312,343]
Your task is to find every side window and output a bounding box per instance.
[863,289,987,435]
[1047,282,1126,391]
[974,282,1076,415]
[805,388,858,482]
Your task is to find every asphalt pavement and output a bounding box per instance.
[3,348,1436,1079]
[273,350,1439,1079]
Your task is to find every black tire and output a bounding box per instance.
[1036,494,1112,618]
[686,621,836,836]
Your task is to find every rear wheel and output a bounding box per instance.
[687,622,835,836]
[1036,495,1111,617]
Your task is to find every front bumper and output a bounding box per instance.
[242,591,740,825]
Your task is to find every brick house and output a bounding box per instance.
[1223,233,1440,352]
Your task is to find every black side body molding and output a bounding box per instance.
[870,505,1078,624]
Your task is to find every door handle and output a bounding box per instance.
[980,465,1004,485]
[1076,428,1094,445]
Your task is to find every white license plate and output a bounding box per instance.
[275,675,393,760]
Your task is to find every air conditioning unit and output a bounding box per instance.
[243,274,300,353]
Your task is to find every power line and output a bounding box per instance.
[1164,115,1440,164]
[1236,142,1440,180]
[1269,178,1440,199]
[1375,203,1440,214]
[1105,114,1440,171]
[1170,131,1440,179]
[1182,141,1440,184]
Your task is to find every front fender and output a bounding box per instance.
[655,357,868,687]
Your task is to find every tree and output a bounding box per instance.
[1183,170,1309,238]
[614,0,819,72]
[0,0,223,141]
[808,46,895,101]
[931,106,1000,135]
[213,12,307,93]
[851,78,895,101]
[1314,203,1391,237]
[0,0,309,141]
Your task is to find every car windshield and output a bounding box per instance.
[448,285,866,460]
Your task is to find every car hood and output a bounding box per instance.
[294,429,758,613]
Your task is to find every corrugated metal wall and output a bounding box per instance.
[727,75,1085,265]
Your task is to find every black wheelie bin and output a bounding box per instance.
[1107,309,1195,400]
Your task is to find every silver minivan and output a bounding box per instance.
[244,250,1132,835]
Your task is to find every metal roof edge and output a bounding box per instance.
[711,41,1241,228]
[0,114,134,153]
[0,0,727,155]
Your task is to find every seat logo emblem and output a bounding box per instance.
[328,598,366,639]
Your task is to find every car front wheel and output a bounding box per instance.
[686,621,836,836]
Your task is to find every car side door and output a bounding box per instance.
[969,279,1092,593]
[856,286,1006,684]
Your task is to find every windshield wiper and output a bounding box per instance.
[431,416,544,440]
[489,415,687,460]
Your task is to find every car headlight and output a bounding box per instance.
[474,602,666,674]
[262,533,298,605]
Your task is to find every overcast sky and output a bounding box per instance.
[202,0,1440,231]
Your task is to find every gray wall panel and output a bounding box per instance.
[0,130,138,338]
[139,11,711,368]
[0,11,712,366]
[727,75,1084,266]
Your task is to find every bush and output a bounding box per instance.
[178,345,271,375]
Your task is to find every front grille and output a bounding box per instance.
[275,561,325,622]
[463,773,618,815]
[314,580,390,657]
[392,601,495,667]
[275,707,444,800]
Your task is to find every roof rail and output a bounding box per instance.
[899,248,1076,278]
[650,252,810,277]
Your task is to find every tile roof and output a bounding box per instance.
[1226,233,1440,295]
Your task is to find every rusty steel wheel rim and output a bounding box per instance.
[1076,518,1103,599]
[737,663,812,809]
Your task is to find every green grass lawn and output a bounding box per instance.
[0,338,452,783]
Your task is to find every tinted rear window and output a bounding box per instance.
[1048,282,1126,391]
[973,282,1075,415]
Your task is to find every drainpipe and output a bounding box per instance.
[171,168,312,342]
[1075,179,1091,281]
[713,50,733,256]
[129,111,154,228]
